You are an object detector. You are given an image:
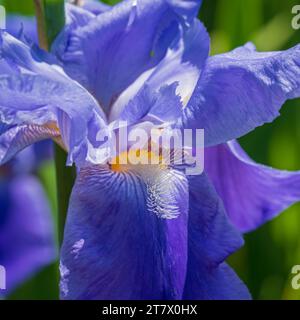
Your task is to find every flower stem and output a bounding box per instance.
[54,145,76,245]
[34,0,65,50]
[34,0,75,245]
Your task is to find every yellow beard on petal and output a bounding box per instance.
[110,149,166,173]
[43,121,67,151]
[109,148,183,220]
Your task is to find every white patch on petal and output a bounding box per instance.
[71,239,85,259]
[127,0,138,29]
[109,67,156,122]
[130,164,186,219]
[59,262,70,298]
[145,169,185,219]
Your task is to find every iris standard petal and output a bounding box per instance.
[205,140,300,233]
[65,3,97,31]
[109,18,209,122]
[0,32,108,166]
[0,175,56,293]
[83,0,111,15]
[183,173,251,300]
[181,43,300,146]
[117,82,182,127]
[60,164,188,299]
[54,0,203,114]
[143,19,209,106]
[166,0,203,21]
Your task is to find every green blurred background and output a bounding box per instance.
[1,0,300,300]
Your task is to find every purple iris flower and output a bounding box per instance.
[0,15,56,296]
[0,147,56,295]
[0,0,300,300]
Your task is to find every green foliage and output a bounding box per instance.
[3,0,35,15]
[101,0,120,5]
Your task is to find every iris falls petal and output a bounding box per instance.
[181,43,300,146]
[205,140,300,232]
[183,174,251,300]
[60,164,188,299]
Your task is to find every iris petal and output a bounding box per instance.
[65,4,96,29]
[184,262,251,300]
[60,165,188,299]
[166,0,203,20]
[54,0,205,114]
[6,15,38,43]
[0,175,56,293]
[0,32,108,167]
[110,19,209,122]
[117,82,183,127]
[205,140,300,232]
[0,124,59,165]
[183,173,251,299]
[181,43,300,146]
[82,0,111,15]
